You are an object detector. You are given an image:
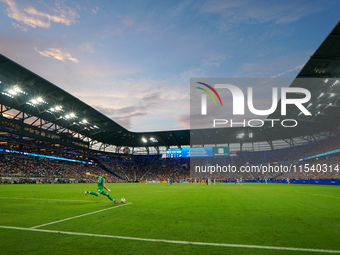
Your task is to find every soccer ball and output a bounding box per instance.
[120,198,126,203]
[86,172,91,176]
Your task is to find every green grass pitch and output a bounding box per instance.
[0,183,339,255]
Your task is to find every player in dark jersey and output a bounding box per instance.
[85,173,117,203]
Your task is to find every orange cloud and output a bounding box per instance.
[35,47,79,63]
[1,0,78,30]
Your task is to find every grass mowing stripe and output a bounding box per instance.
[30,203,132,229]
[0,225,339,254]
[0,197,112,203]
[293,192,340,200]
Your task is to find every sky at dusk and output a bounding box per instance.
[0,0,339,132]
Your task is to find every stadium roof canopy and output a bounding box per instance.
[0,22,340,148]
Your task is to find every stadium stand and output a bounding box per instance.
[0,22,340,184]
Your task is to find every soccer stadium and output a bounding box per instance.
[1,3,340,255]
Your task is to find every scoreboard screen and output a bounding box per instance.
[166,148,182,158]
[166,146,230,158]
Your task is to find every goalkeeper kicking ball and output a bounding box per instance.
[120,198,126,203]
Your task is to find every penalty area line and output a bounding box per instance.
[0,225,339,254]
[30,203,132,229]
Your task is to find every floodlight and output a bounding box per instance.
[317,93,324,99]
[64,112,76,119]
[8,89,17,95]
[150,137,158,142]
[5,87,25,97]
[236,133,245,139]
[142,137,147,143]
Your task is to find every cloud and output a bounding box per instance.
[35,47,79,63]
[79,42,95,54]
[176,114,190,128]
[239,63,269,77]
[91,6,99,15]
[121,16,135,27]
[198,0,323,29]
[94,105,145,116]
[135,23,151,33]
[0,0,79,30]
[202,54,229,68]
[93,105,149,130]
[110,112,147,130]
[78,77,190,131]
[99,15,141,38]
[169,0,193,17]
[271,64,304,78]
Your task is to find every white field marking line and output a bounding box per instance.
[0,225,339,254]
[0,197,112,203]
[294,192,340,200]
[30,203,132,229]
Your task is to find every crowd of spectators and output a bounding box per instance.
[95,156,190,182]
[278,156,340,180]
[238,133,340,164]
[0,153,119,184]
[94,153,339,182]
[1,132,339,184]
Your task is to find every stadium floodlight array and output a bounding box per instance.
[0,85,103,132]
[141,137,158,143]
[64,113,76,119]
[48,105,63,112]
[1,86,27,98]
[26,97,48,106]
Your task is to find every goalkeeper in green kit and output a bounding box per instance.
[85,173,117,203]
